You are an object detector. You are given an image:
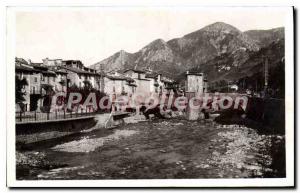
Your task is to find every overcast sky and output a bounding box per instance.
[15,7,288,66]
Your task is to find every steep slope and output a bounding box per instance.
[91,22,284,85]
[133,39,185,74]
[167,22,259,69]
[90,50,137,72]
[91,22,260,75]
[244,27,284,48]
[186,38,284,84]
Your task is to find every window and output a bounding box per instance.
[34,77,38,83]
[32,86,36,94]
[79,75,81,79]
[41,75,44,81]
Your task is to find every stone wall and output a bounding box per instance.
[16,116,97,144]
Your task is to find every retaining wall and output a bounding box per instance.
[15,114,111,145]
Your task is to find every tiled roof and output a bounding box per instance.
[31,64,48,71]
[47,66,69,74]
[15,65,37,72]
[40,69,56,76]
[106,74,134,82]
[63,60,82,63]
[61,66,97,75]
[137,78,151,81]
[123,68,146,74]
[55,69,69,74]
[145,73,158,79]
[186,71,203,76]
[15,57,28,65]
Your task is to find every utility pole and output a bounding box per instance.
[263,57,269,94]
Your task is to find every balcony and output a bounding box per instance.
[30,88,46,95]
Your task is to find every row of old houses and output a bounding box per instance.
[15,57,183,112]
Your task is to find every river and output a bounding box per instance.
[16,118,285,180]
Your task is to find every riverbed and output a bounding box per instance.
[16,118,285,180]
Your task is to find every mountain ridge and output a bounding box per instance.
[90,22,284,83]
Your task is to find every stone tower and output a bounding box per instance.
[185,71,205,96]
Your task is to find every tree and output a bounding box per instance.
[83,80,93,90]
[15,75,28,104]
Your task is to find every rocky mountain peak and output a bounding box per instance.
[202,22,241,33]
[141,38,169,51]
[90,22,284,83]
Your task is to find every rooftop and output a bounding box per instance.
[15,65,37,73]
[15,57,29,65]
[186,71,204,76]
[145,73,159,79]
[61,66,98,75]
[105,74,134,82]
[123,68,146,74]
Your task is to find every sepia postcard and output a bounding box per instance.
[6,5,294,187]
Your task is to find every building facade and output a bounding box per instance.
[60,60,101,90]
[15,58,65,112]
[15,58,99,112]
[16,57,186,113]
[103,71,136,99]
[124,69,151,97]
[185,71,206,96]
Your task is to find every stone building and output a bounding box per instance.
[145,72,177,95]
[42,58,63,66]
[50,67,68,93]
[103,72,136,98]
[185,71,206,96]
[160,76,177,94]
[185,71,208,120]
[60,60,101,90]
[124,69,151,98]
[145,73,160,94]
[15,58,35,112]
[15,58,64,112]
